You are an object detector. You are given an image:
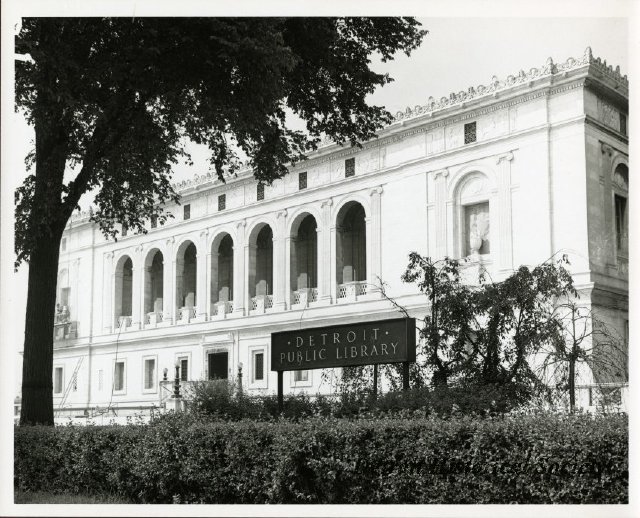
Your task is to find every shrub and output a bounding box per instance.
[15,412,627,504]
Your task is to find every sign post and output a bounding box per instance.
[271,317,416,413]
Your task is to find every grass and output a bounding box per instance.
[15,490,132,504]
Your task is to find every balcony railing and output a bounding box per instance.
[251,294,273,313]
[117,315,132,329]
[54,321,77,341]
[178,306,197,323]
[145,311,164,326]
[210,300,234,318]
[292,287,318,307]
[337,281,368,300]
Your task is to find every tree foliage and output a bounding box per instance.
[379,254,578,396]
[15,17,426,425]
[15,17,426,264]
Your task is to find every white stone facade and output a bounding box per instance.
[51,48,628,417]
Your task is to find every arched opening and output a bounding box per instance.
[336,202,366,298]
[291,214,318,305]
[210,233,234,315]
[176,241,197,319]
[144,249,164,324]
[114,256,133,327]
[249,224,273,309]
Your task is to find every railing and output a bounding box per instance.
[210,300,234,317]
[337,281,368,299]
[251,295,273,312]
[145,311,163,325]
[178,306,197,321]
[117,315,132,328]
[53,321,78,341]
[292,288,318,307]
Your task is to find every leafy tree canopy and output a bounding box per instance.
[15,17,426,264]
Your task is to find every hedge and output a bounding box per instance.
[15,412,628,504]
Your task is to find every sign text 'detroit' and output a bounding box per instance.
[271,318,416,372]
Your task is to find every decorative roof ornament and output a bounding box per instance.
[165,48,627,194]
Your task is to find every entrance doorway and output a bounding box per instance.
[208,351,228,380]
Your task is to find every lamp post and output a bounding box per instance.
[237,362,243,395]
[173,363,181,398]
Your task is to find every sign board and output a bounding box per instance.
[271,317,416,372]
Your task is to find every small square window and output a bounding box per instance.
[150,215,158,229]
[183,204,191,220]
[620,113,627,135]
[61,238,67,252]
[299,171,307,190]
[114,361,125,392]
[218,194,226,211]
[257,183,265,201]
[464,122,476,144]
[293,370,309,382]
[345,158,355,178]
[253,351,264,382]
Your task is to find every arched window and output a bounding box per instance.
[114,256,133,327]
[336,202,367,298]
[455,173,491,259]
[176,241,197,319]
[613,163,628,257]
[210,233,234,315]
[248,224,273,310]
[291,214,318,305]
[144,249,164,324]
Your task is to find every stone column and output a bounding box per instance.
[195,230,208,320]
[285,236,292,308]
[273,209,288,311]
[234,220,246,315]
[163,237,175,324]
[319,198,333,303]
[433,169,449,259]
[205,252,213,314]
[496,152,514,272]
[102,252,114,333]
[130,246,143,330]
[368,186,383,289]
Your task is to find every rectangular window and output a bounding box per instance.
[299,171,307,190]
[60,287,70,307]
[615,194,627,252]
[293,370,309,382]
[179,357,189,382]
[257,183,265,201]
[150,214,158,229]
[620,113,627,135]
[144,358,156,390]
[218,194,226,211]
[114,361,125,392]
[54,367,63,394]
[98,369,104,391]
[183,204,191,220]
[345,158,355,178]
[61,238,67,252]
[464,121,477,144]
[464,202,490,256]
[253,351,264,382]
[121,224,128,237]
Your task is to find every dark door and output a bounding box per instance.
[208,352,228,380]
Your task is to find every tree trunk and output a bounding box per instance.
[569,346,576,413]
[20,235,62,425]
